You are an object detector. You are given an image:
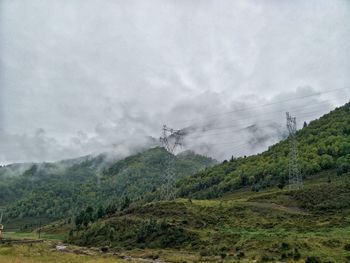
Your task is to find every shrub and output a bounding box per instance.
[200,249,211,257]
[281,242,290,250]
[344,243,350,251]
[293,249,301,261]
[306,256,321,263]
[160,228,192,248]
[261,255,269,261]
[220,253,227,259]
[101,247,108,253]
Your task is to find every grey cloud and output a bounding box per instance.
[0,0,349,164]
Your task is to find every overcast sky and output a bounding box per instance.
[1,0,350,164]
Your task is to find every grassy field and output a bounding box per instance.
[2,231,66,241]
[0,242,141,263]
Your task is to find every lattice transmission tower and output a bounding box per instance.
[159,125,183,201]
[286,112,303,189]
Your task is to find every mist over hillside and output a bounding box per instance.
[0,147,216,222]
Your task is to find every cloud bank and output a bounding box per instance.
[0,0,349,164]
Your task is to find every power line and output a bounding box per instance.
[158,95,348,162]
[184,109,329,140]
[173,97,348,162]
[179,110,329,158]
[185,109,316,138]
[200,96,341,126]
[167,93,348,141]
[170,87,349,126]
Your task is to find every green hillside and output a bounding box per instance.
[66,102,350,262]
[0,148,216,226]
[68,172,350,262]
[2,102,350,262]
[177,102,350,199]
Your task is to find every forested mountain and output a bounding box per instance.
[0,148,216,221]
[67,102,350,262]
[177,102,350,199]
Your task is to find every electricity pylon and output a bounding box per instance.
[286,112,303,189]
[159,125,183,201]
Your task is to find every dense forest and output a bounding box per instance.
[0,148,216,221]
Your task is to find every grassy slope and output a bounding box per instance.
[68,170,350,262]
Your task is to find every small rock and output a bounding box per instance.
[56,245,67,251]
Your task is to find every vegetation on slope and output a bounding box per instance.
[3,102,350,262]
[177,102,350,199]
[69,171,350,262]
[1,148,216,223]
[67,102,350,262]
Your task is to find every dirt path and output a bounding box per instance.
[245,201,309,215]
